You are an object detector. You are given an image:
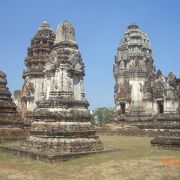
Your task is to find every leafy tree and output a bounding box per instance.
[92,107,113,126]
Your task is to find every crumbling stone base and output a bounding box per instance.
[22,122,103,153]
[22,136,103,153]
[0,128,27,141]
[151,136,180,148]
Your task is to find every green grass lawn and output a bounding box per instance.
[0,135,180,180]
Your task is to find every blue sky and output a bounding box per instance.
[0,0,180,110]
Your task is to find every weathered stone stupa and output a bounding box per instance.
[22,21,103,153]
[21,21,55,125]
[113,24,180,129]
[0,71,26,140]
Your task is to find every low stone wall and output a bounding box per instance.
[96,126,180,137]
[0,128,27,141]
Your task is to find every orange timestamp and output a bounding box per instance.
[162,158,180,165]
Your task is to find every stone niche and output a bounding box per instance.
[21,21,103,154]
[0,71,26,141]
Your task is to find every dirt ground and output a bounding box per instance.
[0,135,180,180]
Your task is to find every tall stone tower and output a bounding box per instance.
[114,24,179,123]
[114,24,155,118]
[22,21,103,153]
[21,21,55,124]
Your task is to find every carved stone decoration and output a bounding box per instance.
[22,21,103,153]
[167,72,176,87]
[26,81,34,95]
[116,77,131,102]
[153,79,165,98]
[143,75,153,100]
[156,69,163,79]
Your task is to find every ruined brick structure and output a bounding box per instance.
[21,21,103,153]
[19,21,55,125]
[113,24,180,148]
[0,71,26,141]
[113,24,180,129]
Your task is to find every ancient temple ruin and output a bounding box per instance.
[0,71,26,141]
[20,21,55,125]
[113,24,180,128]
[21,21,103,153]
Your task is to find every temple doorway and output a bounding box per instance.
[157,100,164,114]
[120,102,126,114]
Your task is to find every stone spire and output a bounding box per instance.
[0,71,26,140]
[113,23,155,117]
[115,23,154,73]
[22,21,103,153]
[38,21,51,30]
[54,20,76,44]
[23,21,55,78]
[21,21,55,123]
